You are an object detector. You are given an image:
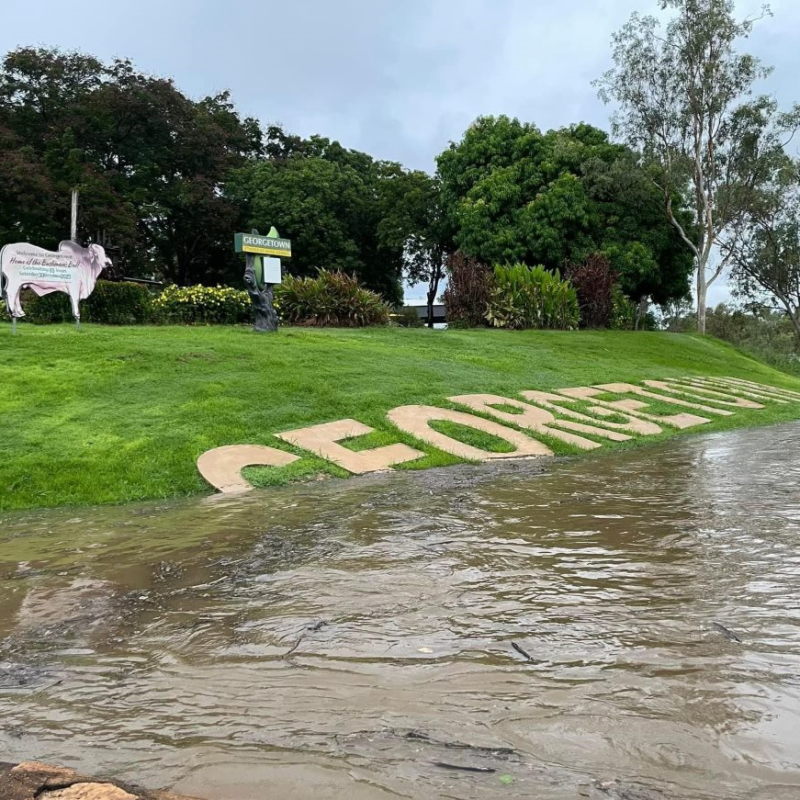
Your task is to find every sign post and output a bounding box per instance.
[236,227,289,333]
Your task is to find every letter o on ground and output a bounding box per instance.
[387,405,552,461]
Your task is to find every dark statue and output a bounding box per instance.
[243,252,279,333]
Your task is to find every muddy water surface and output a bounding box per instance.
[1,424,800,799]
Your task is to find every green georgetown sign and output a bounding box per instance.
[234,232,292,258]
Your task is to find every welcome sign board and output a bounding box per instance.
[1,241,111,321]
[234,233,292,258]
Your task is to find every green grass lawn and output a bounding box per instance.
[2,323,800,512]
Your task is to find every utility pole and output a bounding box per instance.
[70,189,79,242]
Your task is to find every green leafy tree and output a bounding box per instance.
[0,126,58,244]
[228,136,405,302]
[436,116,693,310]
[725,161,800,344]
[378,166,450,325]
[596,0,800,333]
[0,48,261,284]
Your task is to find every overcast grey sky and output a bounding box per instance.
[2,0,799,303]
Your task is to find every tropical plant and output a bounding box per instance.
[485,264,579,330]
[441,251,492,328]
[275,269,390,327]
[566,253,616,328]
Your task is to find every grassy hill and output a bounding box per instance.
[2,324,800,512]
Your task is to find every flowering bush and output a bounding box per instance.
[153,284,252,325]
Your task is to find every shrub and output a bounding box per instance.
[609,285,637,330]
[19,280,154,325]
[275,269,390,327]
[153,284,251,325]
[442,251,492,328]
[566,253,615,328]
[82,281,154,324]
[486,263,579,330]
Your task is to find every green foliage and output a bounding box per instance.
[275,270,390,327]
[436,117,694,305]
[609,285,638,330]
[0,48,261,285]
[153,284,251,325]
[725,161,800,345]
[442,251,492,328]
[486,264,579,330]
[81,281,154,324]
[566,253,615,328]
[377,166,450,323]
[226,136,405,303]
[20,280,153,324]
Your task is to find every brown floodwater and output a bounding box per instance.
[2,423,800,800]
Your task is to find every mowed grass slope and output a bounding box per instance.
[2,324,800,512]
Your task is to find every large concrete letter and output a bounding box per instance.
[679,377,789,405]
[701,376,800,403]
[595,382,733,417]
[450,393,620,450]
[387,405,552,461]
[198,444,299,494]
[558,386,711,429]
[520,390,660,436]
[642,380,763,409]
[276,419,424,474]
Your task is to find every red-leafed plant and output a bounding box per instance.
[442,251,492,328]
[566,253,616,329]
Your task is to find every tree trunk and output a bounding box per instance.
[787,309,800,347]
[426,260,444,329]
[634,297,649,331]
[426,285,437,328]
[696,266,708,334]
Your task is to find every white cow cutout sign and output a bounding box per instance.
[1,240,111,322]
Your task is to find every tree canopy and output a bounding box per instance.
[227,133,409,303]
[596,0,800,332]
[725,160,800,343]
[0,47,261,285]
[436,117,694,305]
[1,47,703,312]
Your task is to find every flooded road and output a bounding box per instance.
[2,423,800,799]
